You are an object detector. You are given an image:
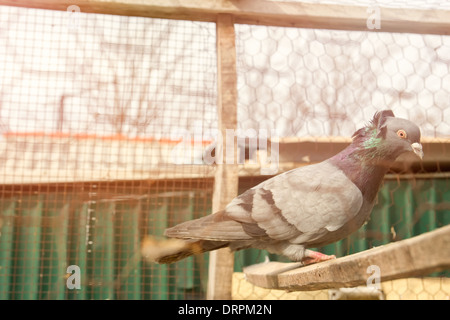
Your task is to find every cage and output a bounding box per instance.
[0,0,449,300]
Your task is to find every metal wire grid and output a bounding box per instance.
[0,6,217,300]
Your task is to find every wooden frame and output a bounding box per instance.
[1,0,450,34]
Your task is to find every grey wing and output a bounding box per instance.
[165,182,296,242]
[225,160,364,244]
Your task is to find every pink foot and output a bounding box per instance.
[302,249,336,265]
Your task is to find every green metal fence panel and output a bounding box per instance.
[144,196,170,300]
[114,201,141,300]
[12,195,43,300]
[414,180,437,235]
[38,194,70,300]
[172,195,196,296]
[66,201,89,300]
[371,185,392,246]
[89,201,115,300]
[0,198,15,300]
[0,176,447,300]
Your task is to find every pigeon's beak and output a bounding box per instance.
[411,142,424,160]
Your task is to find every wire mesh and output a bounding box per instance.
[0,2,449,300]
[236,24,450,137]
[0,5,217,300]
[233,22,450,300]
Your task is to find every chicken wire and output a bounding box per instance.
[0,3,448,300]
[236,24,450,137]
[233,23,450,299]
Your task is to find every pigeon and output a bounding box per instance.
[155,110,423,264]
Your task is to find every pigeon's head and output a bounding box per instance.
[354,110,423,161]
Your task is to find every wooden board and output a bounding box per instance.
[244,225,450,291]
[1,0,450,35]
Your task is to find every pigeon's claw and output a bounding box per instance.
[302,249,336,265]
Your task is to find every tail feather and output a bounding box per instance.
[145,210,253,264]
[141,236,229,264]
[164,211,253,241]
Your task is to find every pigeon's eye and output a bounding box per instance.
[397,129,407,139]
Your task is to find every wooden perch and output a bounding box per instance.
[244,225,450,291]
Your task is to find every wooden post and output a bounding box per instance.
[206,14,238,300]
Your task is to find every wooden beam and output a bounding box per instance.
[206,14,238,300]
[244,225,450,291]
[1,0,449,35]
